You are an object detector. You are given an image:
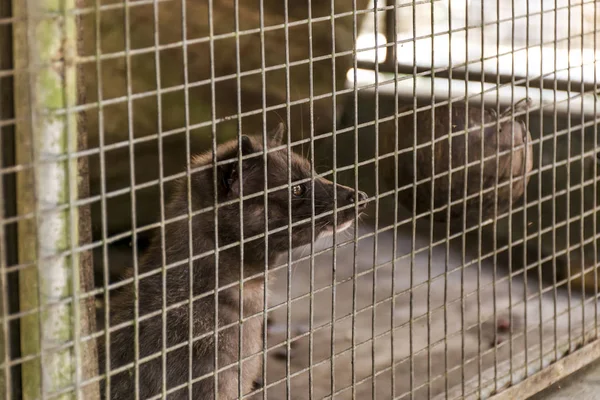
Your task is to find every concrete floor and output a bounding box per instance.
[259,213,600,400]
[97,216,600,400]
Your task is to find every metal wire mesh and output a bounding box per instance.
[2,0,600,399]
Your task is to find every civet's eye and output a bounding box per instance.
[292,184,305,197]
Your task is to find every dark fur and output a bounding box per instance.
[100,124,367,399]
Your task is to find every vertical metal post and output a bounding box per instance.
[12,0,88,398]
[0,0,13,397]
[74,2,98,398]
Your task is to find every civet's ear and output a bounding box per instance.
[500,97,532,118]
[221,135,255,194]
[238,135,255,156]
[268,122,285,148]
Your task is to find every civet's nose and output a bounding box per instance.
[347,190,368,210]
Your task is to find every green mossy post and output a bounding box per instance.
[12,0,41,396]
[13,0,98,398]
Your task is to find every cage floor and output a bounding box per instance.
[529,358,600,399]
[96,219,600,400]
[260,221,600,400]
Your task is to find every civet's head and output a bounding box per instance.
[187,123,367,254]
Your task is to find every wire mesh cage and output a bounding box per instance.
[2,0,600,399]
